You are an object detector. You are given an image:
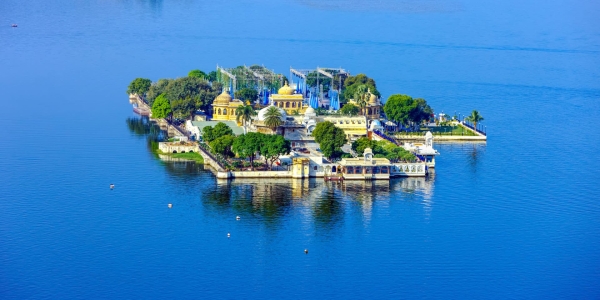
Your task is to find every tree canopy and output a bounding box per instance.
[188,69,207,79]
[342,74,380,102]
[235,104,256,127]
[260,134,291,170]
[339,103,359,116]
[146,79,173,106]
[383,94,433,127]
[351,138,416,162]
[263,106,283,132]
[234,88,258,102]
[312,121,347,159]
[143,76,221,119]
[127,78,152,96]
[209,135,236,158]
[151,94,172,119]
[202,122,234,143]
[232,132,263,170]
[465,110,484,128]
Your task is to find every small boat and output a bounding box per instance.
[11,24,18,28]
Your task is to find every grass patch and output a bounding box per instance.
[422,125,477,136]
[158,151,204,163]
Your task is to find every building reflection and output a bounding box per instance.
[390,172,436,218]
[127,116,438,228]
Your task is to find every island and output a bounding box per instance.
[127,65,487,180]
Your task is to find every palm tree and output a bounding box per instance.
[264,106,283,133]
[235,104,256,128]
[465,110,484,130]
[354,85,369,116]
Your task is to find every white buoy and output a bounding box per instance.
[304,249,308,254]
[168,203,172,208]
[109,184,114,189]
[227,233,231,238]
[236,216,240,220]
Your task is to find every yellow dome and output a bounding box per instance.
[278,82,294,95]
[369,93,378,104]
[213,90,232,105]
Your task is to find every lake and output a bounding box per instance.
[1,0,599,298]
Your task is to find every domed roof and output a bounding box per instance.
[278,82,294,95]
[304,107,316,115]
[213,90,232,105]
[257,104,287,121]
[369,119,383,130]
[368,89,378,104]
[369,93,378,104]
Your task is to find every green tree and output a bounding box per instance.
[383,94,426,127]
[170,97,194,120]
[151,94,172,119]
[339,103,359,116]
[235,104,256,128]
[263,106,283,133]
[213,122,234,139]
[127,78,152,96]
[202,126,215,142]
[188,69,207,79]
[234,88,258,102]
[164,76,216,117]
[351,137,373,155]
[342,74,380,102]
[207,71,218,82]
[312,121,347,159]
[232,132,263,171]
[353,85,369,115]
[465,110,484,129]
[146,79,173,106]
[260,134,291,170]
[201,122,233,143]
[209,135,236,157]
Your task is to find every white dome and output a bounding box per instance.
[305,107,315,115]
[257,105,287,121]
[369,120,383,130]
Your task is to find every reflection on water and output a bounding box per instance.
[128,116,438,226]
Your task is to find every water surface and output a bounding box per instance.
[1,0,600,298]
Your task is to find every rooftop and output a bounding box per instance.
[190,121,245,135]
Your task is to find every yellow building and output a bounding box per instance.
[211,90,244,124]
[293,107,368,141]
[270,82,306,114]
[364,90,382,120]
[348,88,382,120]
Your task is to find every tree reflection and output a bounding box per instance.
[312,190,343,228]
[468,142,486,173]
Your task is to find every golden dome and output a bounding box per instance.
[213,90,232,105]
[278,82,294,95]
[369,93,378,104]
[368,88,378,104]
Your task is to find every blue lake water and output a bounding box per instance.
[1,0,600,298]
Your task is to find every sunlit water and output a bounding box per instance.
[1,0,600,298]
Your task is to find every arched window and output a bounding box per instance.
[223,108,227,115]
[332,166,337,173]
[373,166,380,174]
[381,166,389,174]
[218,108,221,115]
[355,166,363,174]
[286,102,290,108]
[346,166,354,174]
[292,102,296,108]
[368,108,372,114]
